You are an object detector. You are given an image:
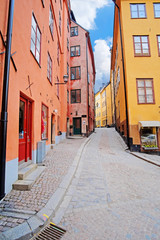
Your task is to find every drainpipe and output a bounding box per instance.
[0,0,15,200]
[112,0,130,149]
[86,32,89,137]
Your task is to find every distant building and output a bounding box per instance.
[67,20,95,136]
[95,83,112,128]
[111,0,160,153]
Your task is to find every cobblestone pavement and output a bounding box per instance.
[0,138,85,233]
[56,128,160,240]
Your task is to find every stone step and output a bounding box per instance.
[18,164,37,180]
[13,166,45,191]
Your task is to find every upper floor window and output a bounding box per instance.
[67,38,69,51]
[157,35,160,56]
[59,11,61,35]
[71,89,81,103]
[71,66,81,80]
[47,52,52,83]
[133,36,150,56]
[30,14,41,64]
[70,26,78,37]
[154,3,160,18]
[41,0,45,7]
[130,4,146,18]
[67,19,69,32]
[67,90,69,103]
[67,62,69,77]
[60,0,62,10]
[70,46,80,57]
[137,79,154,104]
[49,5,54,37]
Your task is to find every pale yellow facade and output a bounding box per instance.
[95,83,113,128]
[111,0,160,152]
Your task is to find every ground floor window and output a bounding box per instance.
[41,104,48,140]
[140,127,158,149]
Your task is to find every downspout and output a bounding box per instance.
[86,32,89,137]
[112,0,130,149]
[0,0,15,200]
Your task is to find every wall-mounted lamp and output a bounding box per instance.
[53,109,58,113]
[54,75,69,85]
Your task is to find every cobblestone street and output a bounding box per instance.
[54,128,160,240]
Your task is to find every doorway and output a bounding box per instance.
[73,118,81,135]
[19,96,32,162]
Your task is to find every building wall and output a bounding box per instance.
[95,92,101,127]
[68,21,95,135]
[111,0,160,152]
[0,0,70,193]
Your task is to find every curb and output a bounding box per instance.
[130,152,160,167]
[0,137,90,240]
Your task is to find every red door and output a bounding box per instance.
[19,96,32,162]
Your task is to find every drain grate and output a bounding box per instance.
[32,223,66,240]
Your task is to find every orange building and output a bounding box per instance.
[0,0,71,195]
[67,20,95,136]
[111,0,160,153]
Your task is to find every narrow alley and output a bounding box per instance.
[54,128,160,240]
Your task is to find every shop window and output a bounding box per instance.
[47,52,52,83]
[49,5,54,38]
[136,79,154,104]
[141,128,158,149]
[30,14,41,64]
[154,3,160,18]
[70,45,80,57]
[133,36,150,56]
[71,66,81,80]
[71,89,81,103]
[70,26,78,37]
[130,4,146,18]
[41,104,48,140]
[157,35,160,56]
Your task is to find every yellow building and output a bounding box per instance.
[111,0,160,153]
[95,92,101,127]
[95,83,113,127]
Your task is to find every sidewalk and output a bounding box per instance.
[130,151,160,167]
[0,137,89,240]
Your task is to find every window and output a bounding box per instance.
[133,36,150,56]
[67,19,69,32]
[41,0,45,7]
[71,89,81,103]
[70,46,80,57]
[67,62,69,77]
[60,0,62,9]
[67,38,69,51]
[154,3,160,18]
[57,42,60,64]
[67,90,69,103]
[30,14,41,64]
[136,79,154,104]
[47,52,52,83]
[49,5,54,37]
[57,77,59,98]
[41,104,48,140]
[130,4,146,18]
[59,11,61,35]
[157,35,160,56]
[70,26,78,37]
[71,66,81,80]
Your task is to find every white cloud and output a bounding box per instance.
[94,38,112,92]
[70,0,110,30]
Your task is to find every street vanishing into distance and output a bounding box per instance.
[53,128,160,240]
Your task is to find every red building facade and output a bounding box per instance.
[67,20,95,136]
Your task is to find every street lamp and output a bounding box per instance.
[112,0,130,150]
[54,74,69,85]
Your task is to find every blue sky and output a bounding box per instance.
[70,0,114,92]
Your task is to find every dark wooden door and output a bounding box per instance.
[73,118,81,135]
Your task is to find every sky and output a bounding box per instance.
[70,0,114,93]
